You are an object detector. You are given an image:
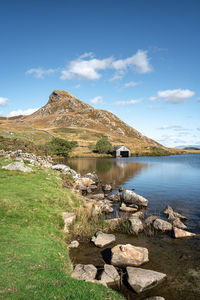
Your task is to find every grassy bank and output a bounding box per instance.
[0,158,123,300]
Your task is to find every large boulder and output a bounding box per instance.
[91,231,116,248]
[129,217,144,235]
[2,161,32,173]
[100,264,120,285]
[153,218,172,232]
[173,227,196,238]
[127,267,167,294]
[51,164,70,172]
[111,244,149,267]
[72,264,97,281]
[120,190,148,207]
[62,212,76,233]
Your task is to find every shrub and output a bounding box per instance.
[46,138,77,157]
[95,137,113,154]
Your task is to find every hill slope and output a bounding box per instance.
[0,90,171,155]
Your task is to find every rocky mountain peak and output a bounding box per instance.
[48,90,74,104]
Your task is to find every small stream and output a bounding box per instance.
[66,155,200,299]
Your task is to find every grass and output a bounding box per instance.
[0,157,124,300]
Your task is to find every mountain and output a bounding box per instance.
[1,90,171,155]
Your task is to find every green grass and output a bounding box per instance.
[0,158,124,300]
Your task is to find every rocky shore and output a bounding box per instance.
[1,149,198,299]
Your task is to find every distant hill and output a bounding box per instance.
[0,90,174,156]
[176,145,200,150]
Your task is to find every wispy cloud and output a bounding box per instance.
[26,68,56,79]
[149,89,195,104]
[115,98,142,106]
[0,97,8,106]
[148,105,163,110]
[124,81,140,88]
[90,96,103,104]
[158,125,183,130]
[8,108,39,117]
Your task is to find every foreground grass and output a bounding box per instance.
[0,158,124,300]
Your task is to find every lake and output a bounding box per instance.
[68,154,200,299]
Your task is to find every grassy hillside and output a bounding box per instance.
[0,158,124,300]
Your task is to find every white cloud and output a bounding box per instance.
[149,89,195,104]
[8,108,39,117]
[124,81,140,88]
[60,53,113,80]
[159,125,183,130]
[90,96,103,104]
[148,105,163,110]
[60,50,152,81]
[0,97,8,106]
[26,68,56,79]
[115,99,142,106]
[112,50,152,74]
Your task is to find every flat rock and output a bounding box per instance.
[76,177,96,186]
[91,231,116,248]
[153,218,172,232]
[111,244,149,267]
[62,212,76,233]
[72,264,97,281]
[2,161,32,173]
[120,190,148,207]
[129,217,144,235]
[120,203,137,213]
[51,164,70,172]
[100,264,120,285]
[127,267,167,294]
[91,193,105,200]
[174,227,196,238]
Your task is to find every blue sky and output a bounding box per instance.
[0,0,200,147]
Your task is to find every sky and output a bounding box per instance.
[0,0,200,147]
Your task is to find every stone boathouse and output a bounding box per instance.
[113,145,131,158]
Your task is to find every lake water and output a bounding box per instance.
[68,154,200,299]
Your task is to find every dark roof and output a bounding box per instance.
[113,145,130,151]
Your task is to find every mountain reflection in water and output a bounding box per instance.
[66,158,148,189]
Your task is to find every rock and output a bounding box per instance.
[127,267,167,294]
[102,184,112,192]
[163,205,173,216]
[51,164,70,172]
[143,297,165,300]
[62,212,76,233]
[106,218,121,229]
[120,190,148,207]
[91,193,105,200]
[173,227,196,238]
[120,203,137,213]
[119,187,125,192]
[72,264,97,281]
[101,204,114,214]
[153,218,172,232]
[172,218,187,229]
[132,211,144,219]
[85,279,107,286]
[69,240,79,248]
[91,231,116,248]
[145,215,159,226]
[2,161,32,173]
[111,244,149,267]
[168,211,187,221]
[129,217,144,235]
[90,203,102,217]
[76,177,96,186]
[106,193,120,202]
[85,173,99,184]
[100,264,120,285]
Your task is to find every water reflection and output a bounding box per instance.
[66,158,148,189]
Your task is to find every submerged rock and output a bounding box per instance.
[91,231,116,248]
[120,190,148,207]
[127,267,167,294]
[129,217,144,235]
[72,264,97,281]
[173,227,196,238]
[111,244,149,267]
[2,161,32,173]
[153,218,172,232]
[100,264,120,285]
